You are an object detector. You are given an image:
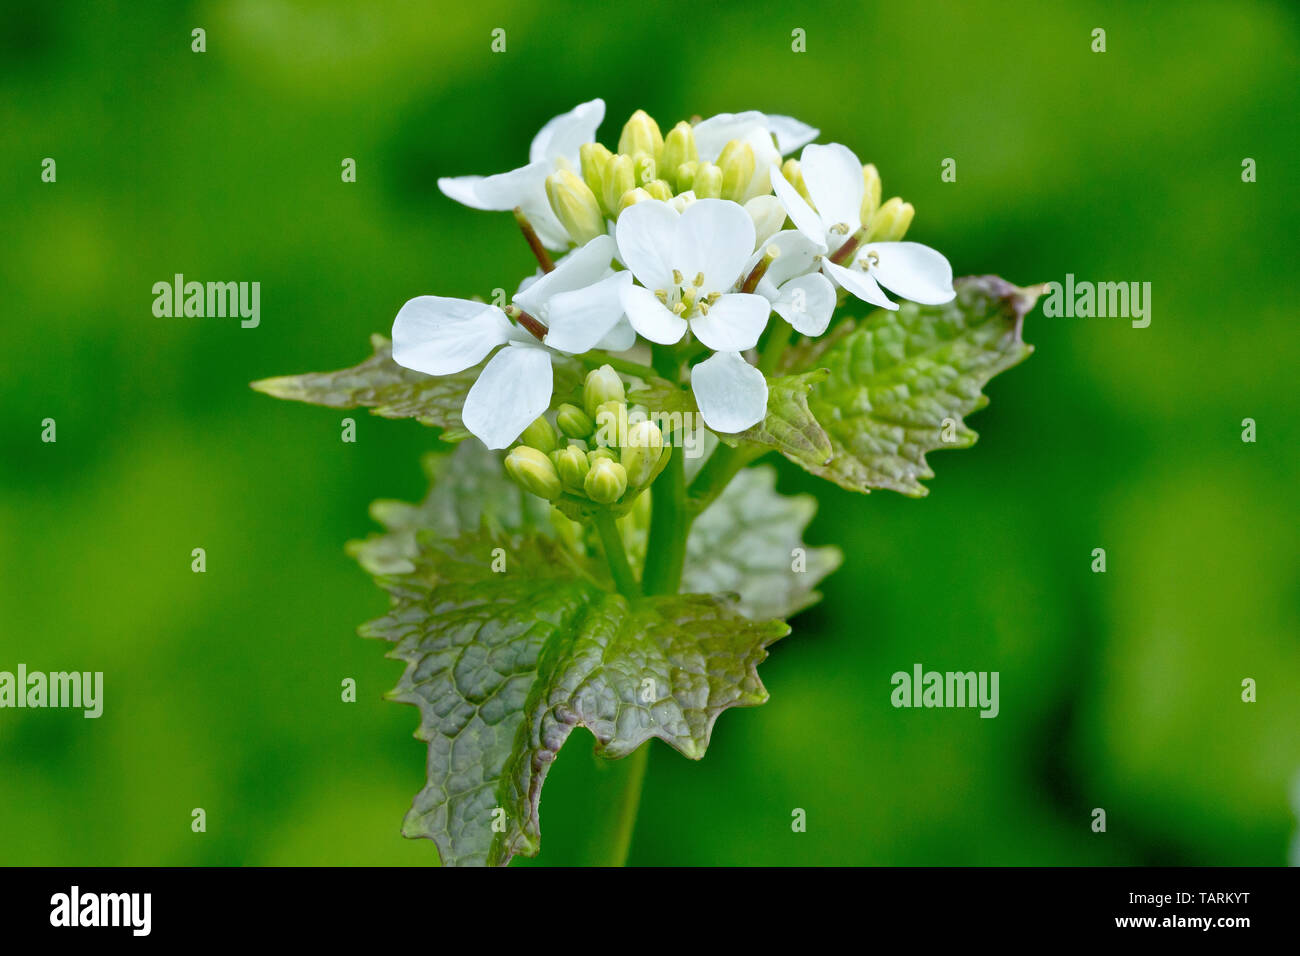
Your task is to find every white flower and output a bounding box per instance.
[690,350,768,433]
[392,235,629,449]
[438,98,605,251]
[742,229,837,336]
[693,110,819,202]
[770,143,955,310]
[615,198,770,351]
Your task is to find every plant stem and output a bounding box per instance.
[594,510,640,597]
[642,450,688,595]
[758,322,792,376]
[687,442,769,515]
[591,743,650,866]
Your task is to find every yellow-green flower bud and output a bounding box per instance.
[674,160,698,193]
[580,142,613,209]
[634,153,657,186]
[584,457,628,504]
[583,364,626,418]
[618,187,653,214]
[554,444,590,492]
[865,197,914,242]
[602,154,636,215]
[692,161,723,199]
[620,421,665,488]
[861,163,882,226]
[717,140,756,203]
[546,169,604,245]
[617,109,663,163]
[587,447,617,464]
[555,402,595,440]
[661,122,698,190]
[644,179,673,201]
[781,159,812,205]
[504,446,563,500]
[593,399,628,448]
[519,415,558,454]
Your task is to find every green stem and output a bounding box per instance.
[758,321,792,376]
[583,353,660,381]
[595,510,640,597]
[642,450,687,595]
[687,442,769,515]
[591,743,650,866]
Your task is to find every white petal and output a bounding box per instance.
[513,234,616,314]
[759,229,825,287]
[620,283,688,344]
[542,272,632,353]
[692,111,768,162]
[744,195,788,249]
[529,98,605,166]
[800,143,864,232]
[823,260,898,310]
[689,293,770,351]
[674,198,756,294]
[690,351,769,433]
[461,344,553,450]
[614,199,678,290]
[773,273,835,336]
[765,114,820,154]
[596,316,637,351]
[866,241,956,304]
[392,297,513,375]
[769,164,826,245]
[437,161,549,211]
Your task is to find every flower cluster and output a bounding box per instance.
[392,98,955,460]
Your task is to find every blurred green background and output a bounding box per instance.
[2,0,1296,866]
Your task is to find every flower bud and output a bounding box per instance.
[546,169,605,245]
[865,197,914,242]
[519,415,558,454]
[618,187,653,214]
[674,160,698,192]
[504,446,563,500]
[633,154,657,186]
[554,444,590,492]
[745,195,787,249]
[661,122,698,190]
[861,163,882,226]
[644,179,673,201]
[602,154,636,216]
[717,140,756,203]
[583,364,626,418]
[555,402,595,439]
[584,457,628,504]
[620,421,665,487]
[692,161,723,199]
[593,399,628,448]
[587,447,617,464]
[617,109,663,163]
[781,159,812,205]
[580,142,613,209]
[669,190,697,214]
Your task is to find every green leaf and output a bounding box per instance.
[720,369,834,474]
[627,374,697,415]
[251,333,582,440]
[684,465,842,620]
[354,444,789,867]
[803,275,1038,496]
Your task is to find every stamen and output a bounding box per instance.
[829,222,851,235]
[671,302,687,316]
[693,272,704,287]
[654,289,668,303]
[707,292,721,304]
[672,269,684,285]
[505,304,548,341]
[512,207,555,273]
[698,301,710,315]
